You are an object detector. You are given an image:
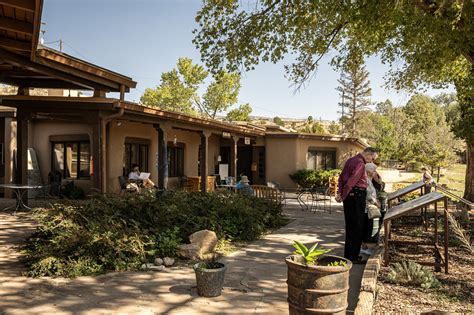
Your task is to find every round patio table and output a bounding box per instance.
[0,184,43,215]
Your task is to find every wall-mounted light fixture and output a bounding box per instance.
[116,121,122,126]
[217,155,222,162]
[173,135,178,146]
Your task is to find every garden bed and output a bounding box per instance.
[21,191,287,278]
[373,220,473,313]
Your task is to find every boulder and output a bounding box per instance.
[154,258,163,266]
[178,244,201,260]
[163,257,175,266]
[189,229,218,255]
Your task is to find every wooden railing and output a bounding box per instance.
[251,185,283,204]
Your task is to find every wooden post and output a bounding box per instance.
[16,111,28,205]
[91,121,101,191]
[444,197,449,274]
[384,220,390,266]
[200,131,211,192]
[231,136,239,178]
[434,201,438,244]
[156,125,168,190]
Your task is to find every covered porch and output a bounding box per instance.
[0,96,266,195]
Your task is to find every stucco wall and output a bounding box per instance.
[265,136,364,188]
[30,120,94,191]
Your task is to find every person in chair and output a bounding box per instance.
[128,164,156,189]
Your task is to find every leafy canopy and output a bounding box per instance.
[141,57,245,119]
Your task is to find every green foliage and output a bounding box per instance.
[387,261,440,290]
[60,182,85,200]
[226,103,252,122]
[327,260,347,267]
[22,191,285,277]
[292,241,330,265]
[327,121,341,135]
[273,116,284,126]
[140,57,243,119]
[298,121,326,135]
[289,169,341,189]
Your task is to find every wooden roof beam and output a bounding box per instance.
[0,48,111,91]
[0,17,34,35]
[0,0,35,12]
[0,38,31,52]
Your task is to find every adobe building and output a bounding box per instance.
[0,0,366,197]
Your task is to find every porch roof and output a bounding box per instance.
[0,0,137,93]
[0,95,266,137]
[265,131,368,149]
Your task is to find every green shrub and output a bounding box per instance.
[21,191,285,277]
[289,169,341,189]
[387,261,440,289]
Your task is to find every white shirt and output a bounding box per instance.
[129,172,141,180]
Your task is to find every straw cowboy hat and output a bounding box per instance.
[240,176,250,183]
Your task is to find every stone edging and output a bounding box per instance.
[354,244,384,315]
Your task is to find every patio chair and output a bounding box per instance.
[118,176,139,194]
[308,186,332,214]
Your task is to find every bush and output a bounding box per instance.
[21,191,285,277]
[289,169,341,189]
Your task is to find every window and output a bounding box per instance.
[307,149,336,170]
[123,138,149,176]
[168,143,184,177]
[52,141,91,179]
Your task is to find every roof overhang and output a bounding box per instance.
[265,131,368,149]
[0,95,265,137]
[0,0,137,93]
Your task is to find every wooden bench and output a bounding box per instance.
[251,185,283,205]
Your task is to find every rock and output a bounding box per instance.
[189,229,218,255]
[178,244,201,260]
[148,265,165,271]
[163,257,175,266]
[154,258,163,266]
[140,263,155,270]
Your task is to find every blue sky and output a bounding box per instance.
[41,0,451,120]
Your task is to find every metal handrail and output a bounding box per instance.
[434,183,473,209]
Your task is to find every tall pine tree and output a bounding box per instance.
[336,49,371,137]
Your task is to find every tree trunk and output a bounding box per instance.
[464,141,474,202]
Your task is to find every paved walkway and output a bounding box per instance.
[0,199,363,314]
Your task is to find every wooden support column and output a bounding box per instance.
[16,112,28,186]
[200,131,211,192]
[91,121,101,191]
[231,135,239,178]
[155,124,168,190]
[443,198,449,274]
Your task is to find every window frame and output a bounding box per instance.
[51,140,91,180]
[168,142,185,177]
[123,138,150,176]
[307,148,337,170]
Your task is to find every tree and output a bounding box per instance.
[226,103,252,122]
[141,57,241,119]
[194,1,474,200]
[336,48,372,136]
[273,116,284,126]
[328,121,341,135]
[307,115,313,123]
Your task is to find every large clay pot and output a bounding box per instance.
[193,262,227,297]
[285,255,352,314]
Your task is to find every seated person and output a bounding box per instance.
[236,175,254,196]
[128,164,156,189]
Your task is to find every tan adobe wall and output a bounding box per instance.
[30,120,94,192]
[265,136,363,188]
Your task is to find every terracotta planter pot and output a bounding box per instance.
[193,262,227,297]
[285,255,352,315]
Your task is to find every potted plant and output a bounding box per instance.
[285,241,352,315]
[193,254,227,297]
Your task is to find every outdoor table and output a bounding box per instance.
[217,184,237,192]
[0,184,43,215]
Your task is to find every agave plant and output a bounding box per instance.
[292,240,331,265]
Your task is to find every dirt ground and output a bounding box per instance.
[373,218,473,314]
